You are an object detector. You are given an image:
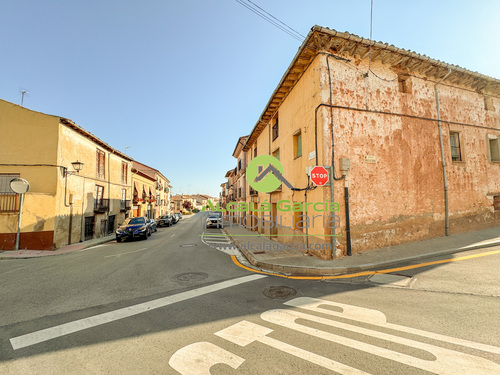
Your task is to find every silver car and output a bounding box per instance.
[206,212,223,228]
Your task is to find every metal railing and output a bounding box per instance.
[94,198,109,213]
[120,199,131,212]
[0,193,19,213]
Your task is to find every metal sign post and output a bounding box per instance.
[10,178,30,251]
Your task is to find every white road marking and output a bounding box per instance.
[169,342,244,374]
[9,274,266,350]
[171,234,176,237]
[215,321,369,375]
[103,248,148,258]
[285,297,500,355]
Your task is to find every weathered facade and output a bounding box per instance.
[238,26,500,259]
[0,99,133,250]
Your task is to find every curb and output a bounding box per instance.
[225,230,500,276]
[0,236,115,260]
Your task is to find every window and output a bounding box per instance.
[96,149,105,179]
[494,196,500,211]
[238,159,242,171]
[0,173,20,213]
[293,130,302,158]
[487,135,500,162]
[254,146,257,158]
[398,75,411,94]
[272,148,280,161]
[272,118,279,141]
[484,96,494,111]
[449,132,462,162]
[121,162,127,184]
[95,185,104,204]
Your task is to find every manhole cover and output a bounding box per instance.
[173,272,209,282]
[263,286,297,299]
[179,244,198,247]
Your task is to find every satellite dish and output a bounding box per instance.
[10,178,30,194]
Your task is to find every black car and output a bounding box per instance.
[148,219,158,233]
[156,215,172,227]
[115,216,150,242]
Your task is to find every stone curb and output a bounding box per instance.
[0,236,115,260]
[224,229,500,276]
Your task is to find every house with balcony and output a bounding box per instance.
[233,26,500,259]
[131,161,171,218]
[0,99,132,250]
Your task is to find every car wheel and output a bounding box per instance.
[147,229,151,237]
[116,236,122,243]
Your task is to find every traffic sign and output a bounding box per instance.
[310,166,329,186]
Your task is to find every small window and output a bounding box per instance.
[484,96,494,111]
[254,146,257,158]
[272,148,280,161]
[293,130,302,158]
[238,159,242,171]
[488,136,500,162]
[96,149,105,179]
[449,132,462,162]
[398,75,411,94]
[272,118,279,141]
[95,185,104,203]
[121,162,127,184]
[494,196,500,211]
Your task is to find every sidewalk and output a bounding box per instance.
[0,235,115,260]
[223,223,500,276]
[0,213,198,260]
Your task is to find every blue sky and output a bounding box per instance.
[1,0,499,197]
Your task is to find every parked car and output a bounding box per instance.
[116,216,150,242]
[206,212,223,228]
[148,219,158,233]
[156,215,172,227]
[175,212,182,220]
[170,214,179,224]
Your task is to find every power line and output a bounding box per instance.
[234,0,304,41]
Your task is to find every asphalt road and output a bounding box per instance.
[0,213,499,374]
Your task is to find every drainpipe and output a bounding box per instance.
[435,68,452,236]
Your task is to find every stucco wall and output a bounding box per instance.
[0,100,60,249]
[319,55,500,254]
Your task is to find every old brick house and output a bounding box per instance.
[236,26,500,259]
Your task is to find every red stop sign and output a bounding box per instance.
[310,166,329,186]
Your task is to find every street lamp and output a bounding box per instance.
[71,161,84,173]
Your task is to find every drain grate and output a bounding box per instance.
[263,286,297,299]
[173,272,209,282]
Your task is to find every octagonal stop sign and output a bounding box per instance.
[310,166,329,186]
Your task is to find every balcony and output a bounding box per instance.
[249,188,258,196]
[94,198,109,213]
[120,199,131,212]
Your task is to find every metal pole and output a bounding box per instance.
[15,193,25,250]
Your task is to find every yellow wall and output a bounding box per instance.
[53,122,132,248]
[245,56,329,256]
[0,100,60,249]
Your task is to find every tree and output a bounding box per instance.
[182,200,193,211]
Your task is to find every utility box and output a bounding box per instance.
[340,158,351,172]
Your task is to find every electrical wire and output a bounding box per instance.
[234,0,304,41]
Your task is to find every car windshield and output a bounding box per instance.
[124,217,145,225]
[208,214,220,219]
